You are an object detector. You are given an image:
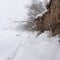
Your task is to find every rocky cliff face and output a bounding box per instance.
[34,0,60,36]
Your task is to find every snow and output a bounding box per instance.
[0,0,60,60]
[0,30,28,60]
[35,9,48,18]
[0,30,60,60]
[35,0,50,18]
[20,34,60,60]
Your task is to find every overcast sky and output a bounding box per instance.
[0,0,48,30]
[0,0,32,30]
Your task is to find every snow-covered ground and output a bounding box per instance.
[0,0,60,60]
[0,30,33,60]
[0,30,60,60]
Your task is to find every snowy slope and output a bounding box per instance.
[20,32,60,60]
[0,30,60,60]
[0,30,33,60]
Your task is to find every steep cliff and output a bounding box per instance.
[35,0,60,36]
